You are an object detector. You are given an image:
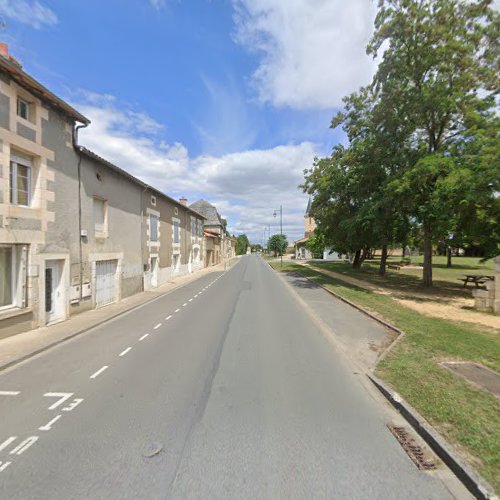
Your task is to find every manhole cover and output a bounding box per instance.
[388,425,437,470]
[441,362,500,397]
[142,442,163,458]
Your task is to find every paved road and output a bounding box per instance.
[0,255,457,499]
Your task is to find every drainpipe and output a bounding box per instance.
[140,186,148,291]
[73,123,88,301]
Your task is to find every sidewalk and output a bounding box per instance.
[0,262,227,372]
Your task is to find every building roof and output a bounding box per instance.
[189,199,222,226]
[0,54,90,125]
[77,146,205,219]
[305,197,312,217]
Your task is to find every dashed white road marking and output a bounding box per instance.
[119,347,132,357]
[188,298,193,302]
[182,303,188,307]
[39,415,61,431]
[0,461,11,472]
[154,323,162,329]
[175,308,180,313]
[0,437,16,452]
[90,366,108,379]
[10,436,38,455]
[0,391,20,396]
[139,333,149,341]
[194,294,198,298]
[166,315,172,320]
[44,393,73,410]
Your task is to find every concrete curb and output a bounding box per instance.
[268,261,497,500]
[0,267,225,373]
[369,375,497,500]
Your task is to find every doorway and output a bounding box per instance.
[45,260,65,324]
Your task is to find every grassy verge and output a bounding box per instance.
[270,261,500,491]
[312,255,495,299]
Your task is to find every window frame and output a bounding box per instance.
[150,214,159,242]
[17,97,30,121]
[173,220,180,244]
[0,245,16,311]
[93,197,108,238]
[9,155,32,207]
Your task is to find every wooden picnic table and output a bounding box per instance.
[459,274,495,288]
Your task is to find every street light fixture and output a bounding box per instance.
[273,205,283,268]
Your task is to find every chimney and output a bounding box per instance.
[0,43,8,58]
[179,197,188,206]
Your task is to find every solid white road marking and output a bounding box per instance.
[62,398,84,412]
[0,391,20,396]
[39,415,61,431]
[119,347,132,357]
[0,437,16,452]
[0,461,11,472]
[139,334,149,341]
[10,436,38,455]
[90,366,108,379]
[154,323,162,330]
[44,393,73,410]
[175,308,180,313]
[166,315,172,320]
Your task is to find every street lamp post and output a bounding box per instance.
[273,205,283,268]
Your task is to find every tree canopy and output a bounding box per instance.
[235,234,250,255]
[303,0,499,286]
[268,234,288,257]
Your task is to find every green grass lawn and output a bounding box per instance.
[270,260,500,492]
[311,255,495,300]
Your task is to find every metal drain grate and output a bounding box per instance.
[388,425,437,470]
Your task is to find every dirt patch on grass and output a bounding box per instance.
[396,298,500,330]
[304,262,500,330]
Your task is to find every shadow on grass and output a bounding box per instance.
[311,261,472,300]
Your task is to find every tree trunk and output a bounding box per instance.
[352,249,362,269]
[446,246,452,268]
[423,219,433,287]
[379,244,388,275]
[360,246,369,264]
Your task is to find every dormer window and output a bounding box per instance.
[17,97,30,120]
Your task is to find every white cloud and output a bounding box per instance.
[149,0,166,11]
[0,0,57,29]
[232,0,376,109]
[76,94,314,243]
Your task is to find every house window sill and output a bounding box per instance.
[0,307,32,321]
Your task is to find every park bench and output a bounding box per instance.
[388,264,401,271]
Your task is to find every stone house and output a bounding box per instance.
[0,46,90,338]
[189,199,226,267]
[0,47,206,338]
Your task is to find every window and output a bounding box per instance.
[151,195,157,206]
[17,97,30,120]
[0,246,14,308]
[93,198,107,237]
[10,154,32,206]
[198,221,203,238]
[173,220,180,243]
[150,215,159,242]
[191,218,196,237]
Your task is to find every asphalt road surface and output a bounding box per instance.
[0,255,458,499]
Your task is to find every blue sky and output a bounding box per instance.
[0,0,378,243]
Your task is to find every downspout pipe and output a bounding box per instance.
[73,122,88,301]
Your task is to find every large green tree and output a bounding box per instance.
[268,234,288,257]
[367,0,499,286]
[235,234,250,255]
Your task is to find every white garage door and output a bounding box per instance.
[95,260,118,308]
